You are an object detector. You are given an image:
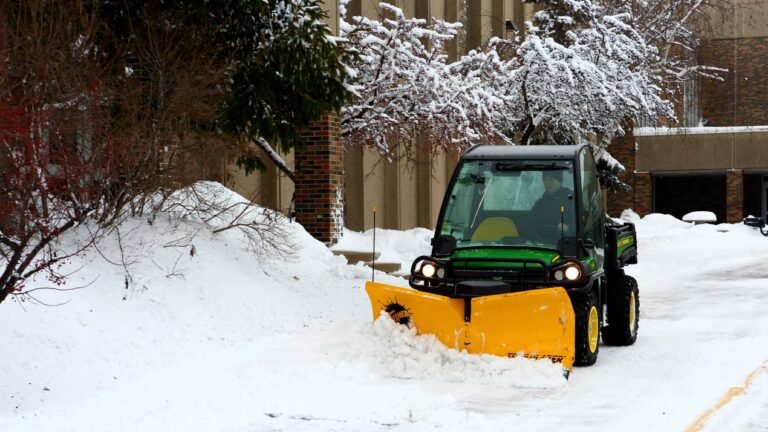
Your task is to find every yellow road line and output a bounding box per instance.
[687,360,768,432]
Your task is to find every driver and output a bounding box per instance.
[531,170,573,234]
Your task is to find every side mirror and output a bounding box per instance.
[743,216,765,228]
[433,235,457,256]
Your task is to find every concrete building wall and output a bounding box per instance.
[636,130,768,173]
[708,0,768,39]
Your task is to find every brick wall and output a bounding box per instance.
[699,37,768,126]
[295,113,344,245]
[633,172,652,217]
[727,169,744,223]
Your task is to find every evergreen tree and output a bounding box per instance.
[95,0,356,177]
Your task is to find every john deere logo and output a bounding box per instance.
[384,301,412,326]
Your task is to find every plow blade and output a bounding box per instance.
[365,281,576,370]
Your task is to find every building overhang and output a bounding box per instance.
[635,127,768,173]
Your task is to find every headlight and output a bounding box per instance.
[411,256,446,281]
[549,260,585,284]
[564,265,581,281]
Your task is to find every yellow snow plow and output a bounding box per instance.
[366,281,576,369]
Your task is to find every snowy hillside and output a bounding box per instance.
[1,183,767,431]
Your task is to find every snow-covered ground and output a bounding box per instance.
[2,183,767,431]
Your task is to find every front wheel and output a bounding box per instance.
[602,273,640,346]
[572,289,600,366]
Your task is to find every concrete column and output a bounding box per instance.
[295,113,344,245]
[466,0,483,49]
[444,0,460,61]
[416,146,434,229]
[344,145,365,231]
[727,168,744,223]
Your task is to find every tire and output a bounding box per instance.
[572,288,600,366]
[602,272,640,346]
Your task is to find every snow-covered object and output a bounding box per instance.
[682,211,717,224]
[621,208,642,222]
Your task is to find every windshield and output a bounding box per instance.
[437,159,577,254]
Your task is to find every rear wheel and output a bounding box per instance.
[573,289,600,366]
[602,272,640,346]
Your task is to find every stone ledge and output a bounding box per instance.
[363,261,401,274]
[332,250,379,263]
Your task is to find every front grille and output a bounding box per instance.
[450,258,548,284]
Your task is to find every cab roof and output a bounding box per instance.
[462,144,586,161]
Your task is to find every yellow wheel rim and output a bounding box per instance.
[629,291,637,336]
[588,305,599,353]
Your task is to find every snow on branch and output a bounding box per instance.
[341,3,516,159]
[513,0,673,148]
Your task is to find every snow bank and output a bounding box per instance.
[4,183,768,431]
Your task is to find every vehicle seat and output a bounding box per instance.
[471,217,519,241]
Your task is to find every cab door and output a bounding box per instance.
[578,147,605,270]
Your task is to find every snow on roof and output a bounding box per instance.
[682,211,717,223]
[635,126,768,136]
[463,144,585,160]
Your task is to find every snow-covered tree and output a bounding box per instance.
[510,0,673,148]
[625,0,730,84]
[340,2,516,159]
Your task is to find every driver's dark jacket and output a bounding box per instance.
[531,187,573,226]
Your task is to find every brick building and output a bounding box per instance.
[607,2,768,224]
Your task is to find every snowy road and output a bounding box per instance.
[245,215,768,432]
[2,190,768,432]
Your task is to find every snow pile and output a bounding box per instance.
[3,183,768,431]
[364,312,566,388]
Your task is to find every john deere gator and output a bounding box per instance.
[366,144,640,371]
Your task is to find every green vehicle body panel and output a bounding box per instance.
[451,248,560,269]
[449,247,598,272]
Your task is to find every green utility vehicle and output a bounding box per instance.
[366,144,640,369]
